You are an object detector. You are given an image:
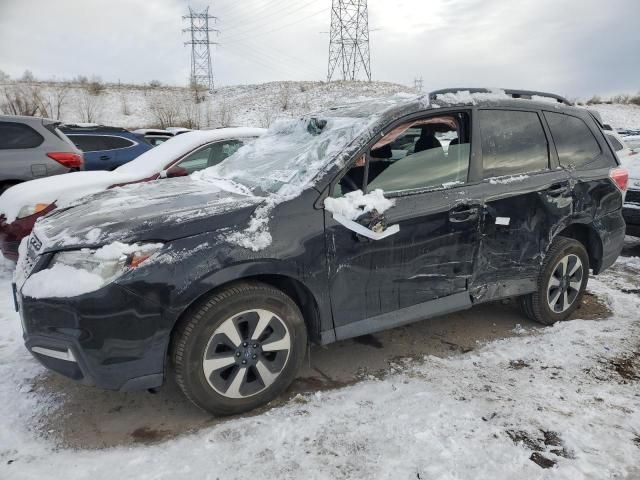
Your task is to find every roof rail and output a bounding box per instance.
[429,88,572,106]
[60,123,129,133]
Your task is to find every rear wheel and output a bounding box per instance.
[172,281,307,415]
[519,237,589,325]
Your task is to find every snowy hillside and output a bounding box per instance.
[4,79,640,132]
[0,80,413,130]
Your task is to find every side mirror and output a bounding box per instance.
[159,170,168,179]
[165,166,189,178]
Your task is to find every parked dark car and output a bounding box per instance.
[15,89,627,415]
[61,124,153,170]
[0,115,83,190]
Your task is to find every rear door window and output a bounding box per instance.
[544,112,603,168]
[479,110,549,178]
[0,122,44,149]
[67,135,108,152]
[102,136,135,150]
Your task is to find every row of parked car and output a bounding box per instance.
[2,89,640,416]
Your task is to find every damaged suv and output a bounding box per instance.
[15,89,627,415]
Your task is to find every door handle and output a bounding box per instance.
[547,183,570,197]
[449,205,479,223]
[100,155,110,161]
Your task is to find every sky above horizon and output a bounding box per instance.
[0,0,638,98]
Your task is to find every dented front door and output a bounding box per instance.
[325,185,483,337]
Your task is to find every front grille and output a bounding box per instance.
[626,190,640,205]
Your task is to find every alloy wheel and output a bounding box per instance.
[202,309,291,399]
[547,254,584,313]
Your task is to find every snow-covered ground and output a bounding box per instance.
[0,80,413,130]
[1,247,639,479]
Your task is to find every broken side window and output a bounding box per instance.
[335,112,471,196]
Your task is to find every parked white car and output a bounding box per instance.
[0,127,265,259]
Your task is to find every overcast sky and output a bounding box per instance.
[0,0,638,97]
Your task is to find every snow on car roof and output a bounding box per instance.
[0,128,266,223]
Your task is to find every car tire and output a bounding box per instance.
[172,281,307,415]
[519,236,589,325]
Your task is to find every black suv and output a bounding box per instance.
[15,89,627,415]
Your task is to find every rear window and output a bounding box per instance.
[544,112,604,168]
[0,122,44,149]
[606,134,624,152]
[479,110,549,178]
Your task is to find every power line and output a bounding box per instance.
[327,0,371,82]
[219,0,316,35]
[220,7,328,44]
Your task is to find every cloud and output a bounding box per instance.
[0,0,638,97]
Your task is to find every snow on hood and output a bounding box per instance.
[0,128,266,223]
[33,178,263,251]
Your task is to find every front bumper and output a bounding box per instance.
[18,282,170,391]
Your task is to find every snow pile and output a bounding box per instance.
[0,128,265,223]
[21,241,162,298]
[324,189,394,220]
[434,89,510,105]
[590,103,640,130]
[21,264,105,298]
[488,174,529,185]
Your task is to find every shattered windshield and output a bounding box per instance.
[193,116,370,195]
[192,95,421,197]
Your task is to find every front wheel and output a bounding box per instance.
[519,236,589,325]
[172,282,307,415]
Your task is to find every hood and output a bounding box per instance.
[33,177,265,252]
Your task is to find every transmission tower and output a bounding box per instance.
[414,76,424,93]
[327,0,371,82]
[183,6,218,92]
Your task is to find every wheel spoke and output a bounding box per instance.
[562,291,569,311]
[549,289,562,310]
[251,309,274,341]
[568,258,582,277]
[559,256,569,276]
[216,319,242,347]
[262,336,291,352]
[225,367,247,398]
[255,360,279,388]
[549,276,561,287]
[203,355,236,378]
[569,280,582,292]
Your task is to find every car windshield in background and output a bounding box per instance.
[196,116,370,194]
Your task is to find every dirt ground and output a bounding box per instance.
[28,278,614,450]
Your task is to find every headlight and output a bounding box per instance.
[17,203,53,219]
[49,242,163,287]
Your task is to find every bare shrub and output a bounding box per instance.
[630,95,640,106]
[76,88,102,123]
[586,95,602,105]
[0,70,9,82]
[216,101,234,127]
[1,83,44,116]
[21,70,35,82]
[279,85,291,111]
[120,91,131,116]
[147,92,183,128]
[43,82,71,120]
[258,108,276,128]
[182,98,202,129]
[611,94,631,104]
[149,80,162,88]
[74,75,88,85]
[86,76,105,95]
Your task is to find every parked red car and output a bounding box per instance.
[0,128,265,260]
